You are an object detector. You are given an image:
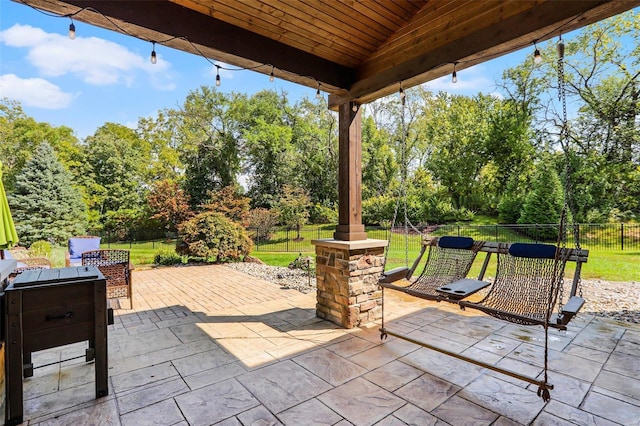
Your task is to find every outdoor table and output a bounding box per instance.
[3,266,108,425]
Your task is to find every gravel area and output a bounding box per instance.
[225,263,640,324]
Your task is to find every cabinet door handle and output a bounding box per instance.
[46,311,74,321]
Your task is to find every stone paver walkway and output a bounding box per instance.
[16,265,640,425]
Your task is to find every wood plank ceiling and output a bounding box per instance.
[14,0,640,108]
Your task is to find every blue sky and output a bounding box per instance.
[0,0,607,139]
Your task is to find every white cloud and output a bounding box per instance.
[0,24,173,88]
[0,73,74,109]
[423,64,496,94]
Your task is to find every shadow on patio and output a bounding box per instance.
[17,265,640,425]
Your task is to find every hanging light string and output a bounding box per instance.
[17,0,586,97]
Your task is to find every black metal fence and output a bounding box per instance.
[91,223,639,253]
[248,223,640,253]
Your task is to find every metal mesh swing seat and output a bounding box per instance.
[379,236,489,302]
[459,242,587,330]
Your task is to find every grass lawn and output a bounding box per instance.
[251,247,640,283]
[47,236,638,283]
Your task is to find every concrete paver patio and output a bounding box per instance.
[17,265,640,425]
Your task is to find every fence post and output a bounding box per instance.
[457,225,460,237]
[495,225,498,242]
[286,229,289,252]
[621,223,624,251]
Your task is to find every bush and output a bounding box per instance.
[29,240,52,257]
[362,195,396,225]
[176,212,252,262]
[288,253,314,272]
[247,208,279,240]
[309,203,338,224]
[153,248,184,266]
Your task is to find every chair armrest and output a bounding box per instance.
[561,296,585,315]
[65,251,71,267]
[379,267,410,284]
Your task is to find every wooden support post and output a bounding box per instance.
[334,102,367,241]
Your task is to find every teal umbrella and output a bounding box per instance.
[0,161,19,259]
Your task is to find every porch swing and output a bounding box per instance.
[378,37,589,401]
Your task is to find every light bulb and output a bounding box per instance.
[150,44,157,64]
[533,48,542,64]
[216,73,221,86]
[316,86,321,99]
[352,103,358,112]
[557,39,565,59]
[452,70,457,84]
[68,22,76,39]
[269,66,275,82]
[399,87,405,99]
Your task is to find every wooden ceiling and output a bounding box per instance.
[15,0,640,108]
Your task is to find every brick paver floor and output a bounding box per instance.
[15,264,640,425]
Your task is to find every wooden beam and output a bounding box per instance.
[33,0,355,91]
[329,0,640,108]
[334,102,366,241]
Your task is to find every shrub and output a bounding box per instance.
[362,195,396,225]
[247,208,279,240]
[288,253,314,272]
[309,203,338,224]
[153,248,185,266]
[29,240,52,257]
[176,211,252,262]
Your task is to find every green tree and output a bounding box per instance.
[362,115,397,199]
[179,87,243,208]
[421,93,495,211]
[240,91,296,208]
[8,142,86,245]
[136,109,185,183]
[290,97,339,207]
[83,123,149,233]
[0,98,81,192]
[274,185,311,240]
[518,157,564,238]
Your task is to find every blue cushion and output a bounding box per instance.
[438,236,474,250]
[69,237,101,259]
[508,243,557,259]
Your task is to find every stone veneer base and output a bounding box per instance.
[311,239,388,328]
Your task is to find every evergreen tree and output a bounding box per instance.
[517,159,564,239]
[9,142,86,246]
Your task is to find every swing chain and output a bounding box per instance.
[557,35,584,300]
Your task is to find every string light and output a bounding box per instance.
[150,42,157,64]
[533,41,542,64]
[18,0,586,101]
[68,18,76,39]
[352,102,358,112]
[557,34,565,59]
[398,82,406,106]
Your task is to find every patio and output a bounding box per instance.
[15,264,640,425]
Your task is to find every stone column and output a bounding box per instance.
[312,239,387,328]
